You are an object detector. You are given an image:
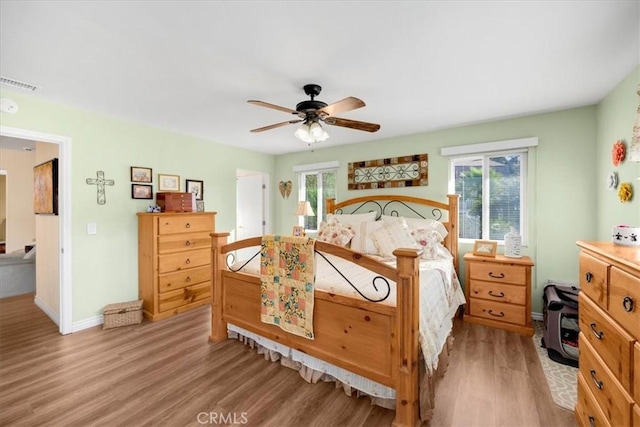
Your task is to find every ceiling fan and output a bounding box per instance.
[248,84,380,144]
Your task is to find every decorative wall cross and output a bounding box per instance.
[86,171,115,205]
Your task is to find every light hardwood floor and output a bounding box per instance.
[0,293,576,427]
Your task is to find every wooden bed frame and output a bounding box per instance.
[210,194,459,427]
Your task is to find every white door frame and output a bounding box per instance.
[0,125,72,335]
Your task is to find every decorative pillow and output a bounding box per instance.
[369,221,418,258]
[317,218,356,247]
[381,215,448,240]
[326,211,377,251]
[412,229,453,260]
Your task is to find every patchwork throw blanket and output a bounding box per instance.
[260,234,316,340]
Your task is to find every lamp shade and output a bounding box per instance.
[294,201,315,216]
[294,120,329,144]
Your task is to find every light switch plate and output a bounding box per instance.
[87,223,97,235]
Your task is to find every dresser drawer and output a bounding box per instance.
[158,281,212,312]
[158,214,213,235]
[469,298,525,325]
[158,249,210,274]
[579,335,634,427]
[609,267,640,341]
[469,262,526,285]
[633,405,640,427]
[579,252,609,310]
[158,232,211,254]
[469,280,526,305]
[577,371,612,427]
[579,293,634,392]
[158,265,211,293]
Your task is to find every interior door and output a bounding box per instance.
[236,172,267,261]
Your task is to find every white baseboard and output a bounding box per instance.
[34,295,60,326]
[532,312,543,321]
[72,315,103,333]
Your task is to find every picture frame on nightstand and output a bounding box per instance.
[472,240,497,257]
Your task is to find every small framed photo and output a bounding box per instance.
[186,179,204,200]
[158,174,180,191]
[196,201,205,212]
[130,166,152,183]
[131,184,153,199]
[292,225,305,237]
[473,240,497,257]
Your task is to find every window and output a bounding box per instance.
[293,161,339,232]
[450,151,527,242]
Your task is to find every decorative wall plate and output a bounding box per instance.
[607,171,618,190]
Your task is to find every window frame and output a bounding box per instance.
[294,161,339,233]
[449,149,528,245]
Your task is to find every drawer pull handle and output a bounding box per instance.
[488,309,505,317]
[585,272,593,283]
[588,416,595,427]
[488,272,505,279]
[623,296,634,312]
[185,258,191,264]
[589,322,603,339]
[185,241,191,247]
[186,276,191,283]
[589,369,603,390]
[488,291,505,298]
[185,223,191,229]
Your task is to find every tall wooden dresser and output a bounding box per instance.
[575,241,639,427]
[138,212,216,321]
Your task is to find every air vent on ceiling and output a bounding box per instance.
[0,76,40,92]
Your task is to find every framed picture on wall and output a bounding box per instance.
[186,179,204,200]
[131,184,153,199]
[130,166,152,183]
[158,174,180,191]
[33,158,59,215]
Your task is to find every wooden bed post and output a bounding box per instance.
[392,248,421,427]
[210,232,229,343]
[326,197,336,214]
[446,194,459,271]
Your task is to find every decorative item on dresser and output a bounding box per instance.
[463,253,535,336]
[137,212,216,321]
[575,241,639,427]
[156,192,196,212]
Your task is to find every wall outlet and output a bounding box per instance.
[87,223,97,235]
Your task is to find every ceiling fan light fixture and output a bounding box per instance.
[294,120,329,144]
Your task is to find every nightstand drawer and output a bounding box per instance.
[635,343,640,400]
[158,265,211,293]
[579,293,634,392]
[158,232,211,254]
[579,335,634,427]
[159,281,212,312]
[469,298,525,325]
[579,252,609,310]
[577,371,612,427]
[158,248,210,274]
[158,214,214,234]
[609,267,640,341]
[469,262,526,285]
[469,280,526,305]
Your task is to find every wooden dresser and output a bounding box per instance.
[575,241,639,427]
[463,253,534,336]
[138,212,216,321]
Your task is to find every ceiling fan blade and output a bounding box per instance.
[317,97,365,117]
[250,120,302,133]
[323,117,380,133]
[248,100,298,115]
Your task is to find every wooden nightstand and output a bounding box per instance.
[463,252,534,336]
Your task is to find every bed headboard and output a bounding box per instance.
[326,194,459,271]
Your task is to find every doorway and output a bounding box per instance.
[236,170,268,260]
[0,126,72,335]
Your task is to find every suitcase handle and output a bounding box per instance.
[590,322,603,340]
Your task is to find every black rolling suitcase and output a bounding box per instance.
[541,281,579,367]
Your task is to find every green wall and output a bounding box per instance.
[596,65,640,237]
[0,89,275,322]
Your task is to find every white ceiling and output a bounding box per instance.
[1,1,638,155]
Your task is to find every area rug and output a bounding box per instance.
[532,321,578,411]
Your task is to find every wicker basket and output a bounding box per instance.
[103,300,144,329]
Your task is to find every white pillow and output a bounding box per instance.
[381,215,448,240]
[369,221,418,258]
[350,220,384,254]
[326,211,377,251]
